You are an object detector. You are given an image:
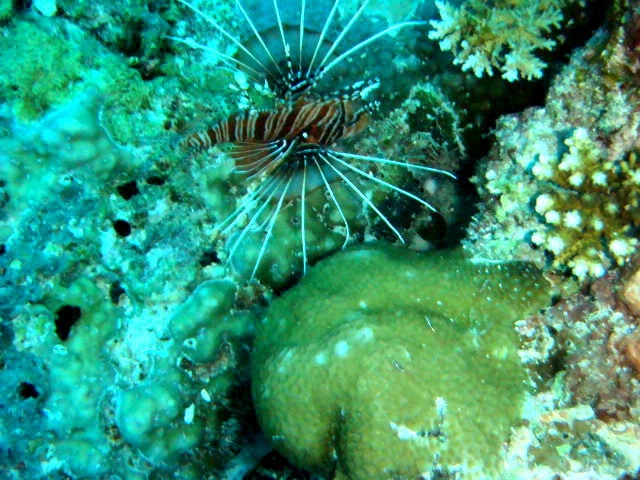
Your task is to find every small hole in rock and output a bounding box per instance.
[54,305,82,341]
[113,220,132,237]
[18,381,39,399]
[199,248,221,267]
[110,282,126,304]
[117,181,140,200]
[146,175,166,186]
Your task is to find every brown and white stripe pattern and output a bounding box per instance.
[173,0,454,281]
[180,97,370,153]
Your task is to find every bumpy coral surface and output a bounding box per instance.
[530,128,640,279]
[511,263,640,478]
[3,1,639,479]
[0,47,256,479]
[252,244,553,479]
[466,10,640,279]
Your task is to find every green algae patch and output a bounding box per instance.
[0,16,151,143]
[252,245,553,479]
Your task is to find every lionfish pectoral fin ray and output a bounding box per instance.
[176,0,280,84]
[225,172,289,266]
[320,20,428,79]
[250,173,294,281]
[327,152,438,213]
[243,138,300,180]
[319,153,405,243]
[300,157,308,274]
[231,140,290,176]
[312,157,351,249]
[217,171,284,236]
[336,151,457,179]
[232,141,285,158]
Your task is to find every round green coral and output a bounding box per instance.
[252,245,552,479]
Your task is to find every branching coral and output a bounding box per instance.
[530,128,640,279]
[465,12,640,280]
[429,0,570,81]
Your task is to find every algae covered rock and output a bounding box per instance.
[252,245,553,479]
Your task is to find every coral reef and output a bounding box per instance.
[252,244,553,479]
[5,273,254,478]
[511,262,640,477]
[55,0,175,79]
[531,128,639,279]
[0,86,256,478]
[429,0,572,81]
[217,80,464,286]
[465,7,640,279]
[0,14,153,144]
[1,0,639,479]
[114,279,255,476]
[220,184,365,286]
[354,81,464,244]
[458,6,640,471]
[171,2,464,287]
[507,403,640,479]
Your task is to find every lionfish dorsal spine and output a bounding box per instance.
[174,0,457,281]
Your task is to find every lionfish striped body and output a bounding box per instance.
[174,0,455,281]
[181,97,370,157]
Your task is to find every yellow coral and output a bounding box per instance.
[531,128,640,279]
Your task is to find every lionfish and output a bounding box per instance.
[173,0,455,280]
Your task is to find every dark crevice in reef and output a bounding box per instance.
[109,281,126,305]
[54,305,82,341]
[113,219,132,237]
[117,180,140,200]
[199,248,221,267]
[18,381,39,399]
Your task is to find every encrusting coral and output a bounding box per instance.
[4,1,640,479]
[511,263,640,477]
[6,273,255,478]
[252,244,553,479]
[0,83,255,478]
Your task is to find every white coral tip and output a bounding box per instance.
[535,194,554,214]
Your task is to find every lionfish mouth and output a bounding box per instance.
[171,0,456,283]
